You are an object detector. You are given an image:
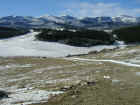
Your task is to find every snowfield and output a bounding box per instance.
[0,31,125,57]
[0,87,63,105]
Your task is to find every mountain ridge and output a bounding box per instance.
[0,15,140,29]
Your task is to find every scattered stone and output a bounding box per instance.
[60,86,73,91]
[42,57,47,59]
[72,95,77,98]
[79,81,88,86]
[78,80,96,86]
[104,76,111,79]
[88,51,98,54]
[0,90,9,99]
[60,81,96,92]
[87,81,96,86]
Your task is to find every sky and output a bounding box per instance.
[0,0,140,17]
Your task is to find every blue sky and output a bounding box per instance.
[0,0,140,17]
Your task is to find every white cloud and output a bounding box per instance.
[61,2,140,17]
[136,0,140,3]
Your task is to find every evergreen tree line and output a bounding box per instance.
[36,29,115,47]
[112,25,140,43]
[0,27,29,39]
[0,25,140,46]
[36,25,140,46]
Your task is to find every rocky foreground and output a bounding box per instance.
[0,44,140,105]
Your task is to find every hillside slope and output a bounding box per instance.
[0,31,122,57]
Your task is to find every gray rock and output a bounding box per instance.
[0,90,9,99]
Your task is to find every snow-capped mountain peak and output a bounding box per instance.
[39,15,65,23]
[113,15,137,23]
[0,14,139,29]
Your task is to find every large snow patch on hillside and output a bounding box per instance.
[0,31,124,57]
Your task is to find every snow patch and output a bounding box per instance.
[112,79,120,83]
[0,88,63,105]
[67,58,140,68]
[7,77,30,83]
[0,64,32,70]
[0,31,125,57]
[136,72,140,76]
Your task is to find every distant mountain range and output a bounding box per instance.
[0,15,140,30]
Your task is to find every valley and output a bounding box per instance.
[0,44,140,105]
[0,16,140,105]
[1,0,140,105]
